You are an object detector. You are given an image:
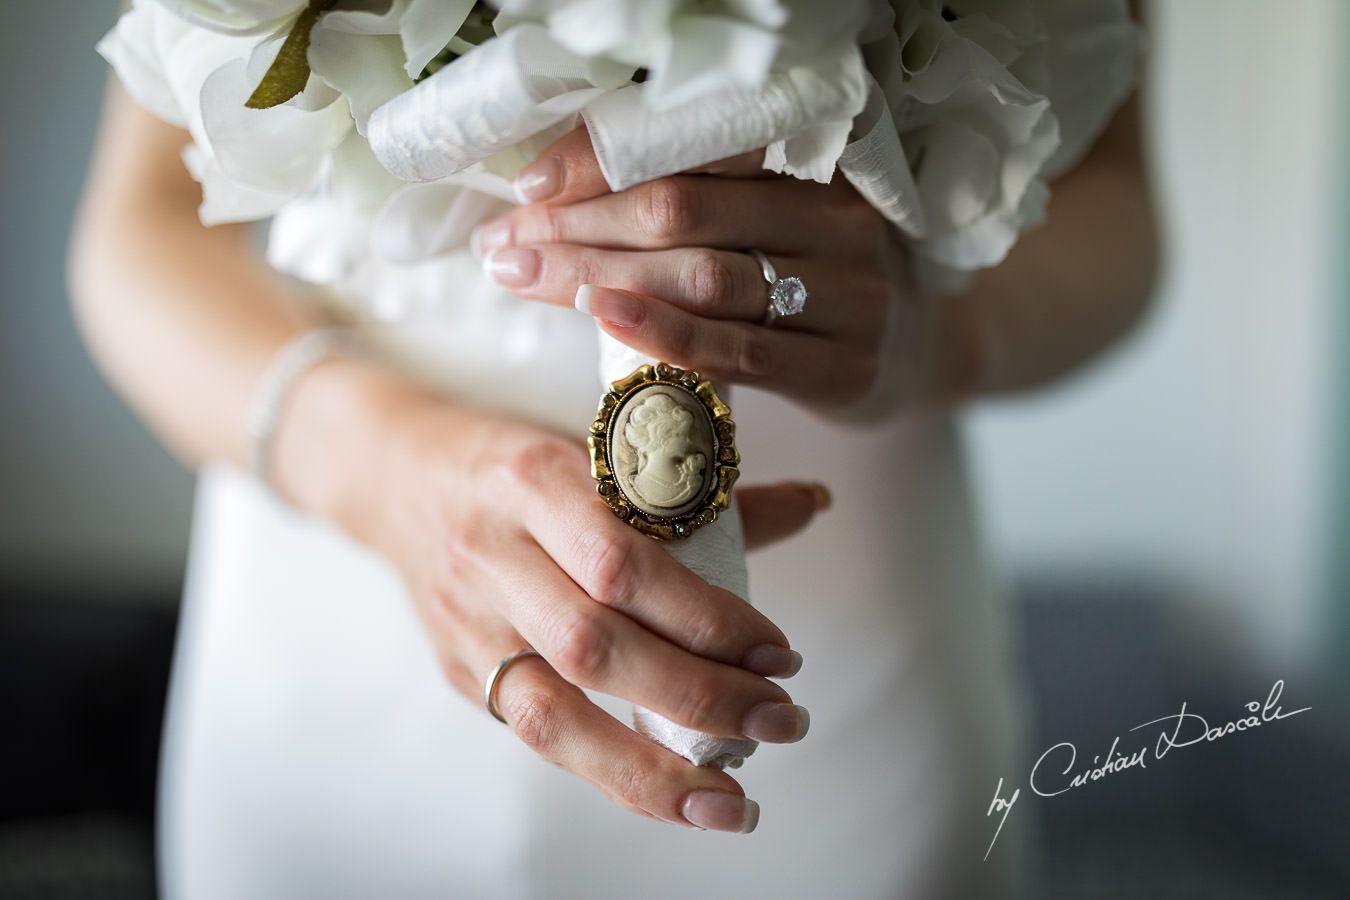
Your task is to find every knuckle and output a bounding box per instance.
[668,672,725,733]
[685,604,737,658]
[570,251,603,293]
[730,325,772,379]
[433,524,492,592]
[660,315,700,367]
[507,686,562,754]
[435,529,475,579]
[638,178,699,242]
[494,437,578,501]
[668,590,738,659]
[532,203,566,243]
[606,757,652,808]
[545,607,614,686]
[684,251,739,313]
[573,530,636,608]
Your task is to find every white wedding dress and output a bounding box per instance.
[90,0,1144,892]
[157,250,1038,899]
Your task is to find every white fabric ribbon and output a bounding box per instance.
[581,44,868,190]
[369,24,633,183]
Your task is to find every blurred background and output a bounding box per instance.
[1,1,1345,897]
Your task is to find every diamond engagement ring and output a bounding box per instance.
[748,249,807,326]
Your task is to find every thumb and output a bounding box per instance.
[736,482,831,552]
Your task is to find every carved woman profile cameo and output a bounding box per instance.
[588,364,739,540]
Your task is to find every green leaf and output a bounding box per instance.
[245,0,339,110]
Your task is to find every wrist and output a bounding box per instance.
[271,352,443,551]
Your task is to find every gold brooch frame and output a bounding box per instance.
[588,363,740,541]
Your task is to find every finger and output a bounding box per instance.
[490,656,759,832]
[482,244,886,340]
[480,175,876,259]
[576,285,881,410]
[737,482,831,552]
[512,126,610,206]
[491,540,805,743]
[498,441,801,678]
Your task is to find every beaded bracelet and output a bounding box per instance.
[246,326,354,500]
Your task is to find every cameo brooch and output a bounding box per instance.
[588,363,739,541]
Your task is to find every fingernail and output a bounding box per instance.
[575,285,645,328]
[682,791,760,834]
[803,482,832,510]
[514,155,564,204]
[483,247,541,288]
[471,220,512,259]
[743,702,810,743]
[743,645,803,678]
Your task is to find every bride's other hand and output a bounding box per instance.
[279,360,816,832]
[472,127,918,415]
[474,99,1157,416]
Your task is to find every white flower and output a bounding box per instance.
[892,1,1058,269]
[150,0,308,35]
[102,0,1138,295]
[494,0,871,109]
[101,0,479,226]
[855,0,1137,274]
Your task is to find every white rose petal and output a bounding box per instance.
[399,0,477,77]
[309,27,411,132]
[98,5,191,126]
[150,0,305,35]
[536,0,668,59]
[643,16,778,109]
[371,182,514,263]
[913,118,999,232]
[200,58,351,200]
[185,143,296,224]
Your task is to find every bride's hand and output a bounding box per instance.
[472,127,924,415]
[291,363,820,833]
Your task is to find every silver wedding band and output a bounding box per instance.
[484,648,543,723]
[748,249,807,326]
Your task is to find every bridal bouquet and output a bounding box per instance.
[100,0,1138,293]
[101,0,1137,767]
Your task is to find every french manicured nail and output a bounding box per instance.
[682,791,760,834]
[743,702,810,743]
[483,248,541,288]
[514,155,563,204]
[743,645,803,678]
[575,285,645,327]
[471,220,511,259]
